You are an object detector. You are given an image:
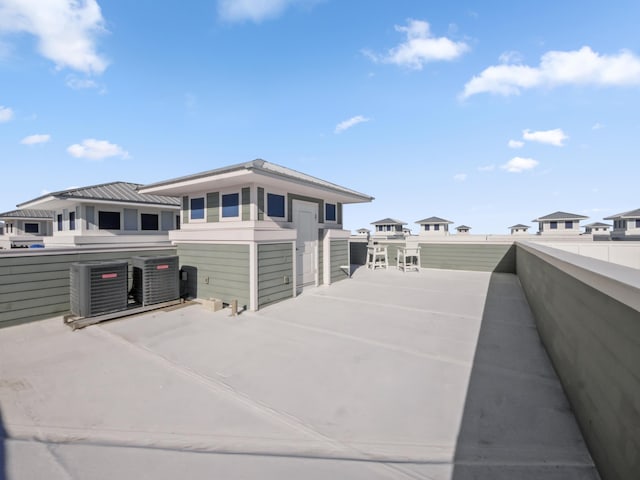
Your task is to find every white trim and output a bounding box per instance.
[189,195,207,223]
[249,242,257,311]
[265,189,287,221]
[220,189,241,222]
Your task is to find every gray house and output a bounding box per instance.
[416,217,453,237]
[138,159,373,311]
[17,182,181,247]
[604,208,640,240]
[509,224,531,235]
[455,225,471,234]
[532,211,588,236]
[583,222,611,235]
[370,218,406,239]
[0,209,54,249]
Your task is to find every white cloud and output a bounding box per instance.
[334,115,370,134]
[522,128,568,146]
[66,75,99,90]
[0,0,108,74]
[21,133,50,145]
[67,138,129,160]
[0,105,13,122]
[477,164,495,172]
[217,0,311,22]
[453,173,467,182]
[501,156,539,173]
[499,50,523,64]
[508,139,524,148]
[461,46,640,99]
[592,122,605,130]
[364,19,469,69]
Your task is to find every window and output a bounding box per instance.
[550,221,558,229]
[386,225,391,232]
[565,220,573,229]
[24,223,39,234]
[434,224,440,231]
[222,193,239,218]
[98,211,121,230]
[190,197,205,220]
[69,211,76,230]
[57,214,63,231]
[376,225,383,232]
[141,213,159,230]
[325,203,336,222]
[267,193,285,217]
[636,219,640,228]
[424,224,430,231]
[176,215,181,230]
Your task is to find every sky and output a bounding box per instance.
[1,0,640,234]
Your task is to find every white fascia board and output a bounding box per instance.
[139,170,251,196]
[17,195,59,210]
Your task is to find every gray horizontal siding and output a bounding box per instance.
[0,247,177,328]
[419,243,515,273]
[318,230,324,285]
[330,239,349,283]
[177,243,250,309]
[258,243,293,308]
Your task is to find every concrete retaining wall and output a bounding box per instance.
[516,242,640,480]
[0,246,177,328]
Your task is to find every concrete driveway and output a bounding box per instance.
[0,267,599,479]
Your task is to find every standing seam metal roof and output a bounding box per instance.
[415,217,453,224]
[18,182,180,207]
[603,208,640,219]
[0,209,54,219]
[532,211,588,221]
[370,218,406,225]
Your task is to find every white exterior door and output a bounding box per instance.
[292,200,317,292]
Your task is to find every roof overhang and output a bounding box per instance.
[19,196,180,211]
[139,164,373,205]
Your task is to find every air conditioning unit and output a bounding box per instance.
[131,255,180,306]
[70,261,129,317]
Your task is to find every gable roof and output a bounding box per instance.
[603,208,640,220]
[370,218,406,226]
[509,224,530,229]
[17,182,181,210]
[139,159,374,204]
[532,211,588,222]
[415,216,453,224]
[0,209,54,219]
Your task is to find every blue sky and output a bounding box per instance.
[1,0,640,234]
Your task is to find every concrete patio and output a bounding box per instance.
[0,266,599,479]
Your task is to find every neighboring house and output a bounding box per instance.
[138,159,373,311]
[456,225,471,234]
[416,217,453,237]
[17,182,181,247]
[370,218,407,239]
[604,208,640,240]
[0,209,53,249]
[509,224,531,235]
[355,228,370,237]
[583,222,612,235]
[532,211,588,236]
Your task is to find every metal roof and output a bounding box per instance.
[18,182,180,208]
[415,216,453,224]
[456,225,471,230]
[532,211,588,222]
[584,222,611,228]
[509,224,530,229]
[603,208,640,220]
[140,159,374,203]
[0,209,54,219]
[370,218,406,225]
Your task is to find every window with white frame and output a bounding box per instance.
[434,224,440,231]
[69,211,76,231]
[267,193,285,218]
[550,221,558,229]
[24,223,39,234]
[190,197,205,220]
[221,193,239,218]
[141,213,159,230]
[325,203,336,222]
[57,214,63,231]
[565,220,573,229]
